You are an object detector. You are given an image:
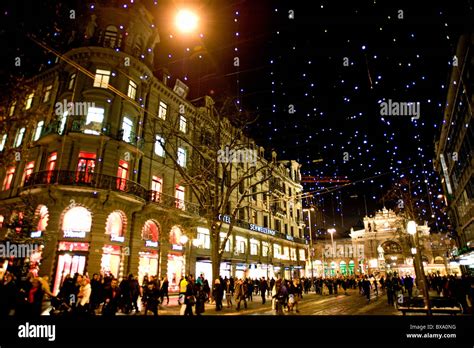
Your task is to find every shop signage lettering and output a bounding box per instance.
[145,240,158,248]
[110,235,125,243]
[172,244,183,251]
[218,214,232,224]
[249,223,276,236]
[63,230,86,238]
[30,231,42,238]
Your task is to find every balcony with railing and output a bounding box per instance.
[147,190,201,216]
[23,170,148,200]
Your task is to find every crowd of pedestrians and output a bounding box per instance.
[0,269,473,316]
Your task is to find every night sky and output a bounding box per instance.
[1,0,473,236]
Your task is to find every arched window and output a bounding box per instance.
[105,211,126,238]
[339,261,347,275]
[35,205,49,232]
[348,260,355,275]
[169,225,183,245]
[382,241,403,254]
[62,206,92,233]
[434,256,444,264]
[103,25,119,48]
[142,220,160,242]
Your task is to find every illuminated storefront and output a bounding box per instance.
[53,206,92,294]
[101,244,121,277]
[53,242,89,295]
[168,225,185,292]
[139,220,160,283]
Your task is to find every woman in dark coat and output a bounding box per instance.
[212,279,224,311]
[194,281,207,315]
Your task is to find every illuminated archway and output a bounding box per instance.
[142,220,160,242]
[34,205,49,232]
[62,206,92,233]
[169,225,184,245]
[105,211,127,238]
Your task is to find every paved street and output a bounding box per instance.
[130,289,400,316]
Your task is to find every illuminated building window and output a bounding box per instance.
[179,115,187,133]
[2,167,15,190]
[158,101,167,120]
[127,80,137,100]
[14,128,25,147]
[0,134,7,151]
[175,185,185,210]
[93,69,111,88]
[76,152,96,183]
[43,85,53,103]
[9,101,16,116]
[250,240,259,255]
[220,232,231,252]
[0,215,3,228]
[177,147,187,167]
[84,106,105,135]
[150,176,162,202]
[33,121,44,141]
[25,92,34,110]
[262,242,270,257]
[21,161,35,186]
[121,116,134,143]
[142,220,160,242]
[299,249,306,261]
[68,73,76,90]
[116,160,129,191]
[273,244,281,259]
[46,152,57,183]
[154,135,165,156]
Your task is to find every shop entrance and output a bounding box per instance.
[138,251,158,284]
[53,242,89,295]
[167,254,184,292]
[101,245,121,278]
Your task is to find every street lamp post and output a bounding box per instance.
[407,221,432,315]
[303,208,315,279]
[328,228,336,277]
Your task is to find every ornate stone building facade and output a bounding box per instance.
[307,208,458,277]
[0,1,306,293]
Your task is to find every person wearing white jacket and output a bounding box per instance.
[78,278,92,310]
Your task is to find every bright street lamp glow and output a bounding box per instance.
[411,247,417,255]
[175,10,198,33]
[328,228,336,234]
[407,220,417,235]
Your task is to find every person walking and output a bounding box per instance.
[102,279,122,316]
[404,274,414,298]
[362,275,371,303]
[160,276,169,305]
[259,277,268,304]
[184,275,196,316]
[143,282,160,316]
[225,279,233,308]
[234,279,247,310]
